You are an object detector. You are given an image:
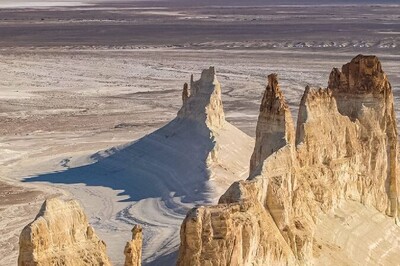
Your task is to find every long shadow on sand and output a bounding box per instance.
[23,117,216,210]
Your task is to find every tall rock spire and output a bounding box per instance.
[124,225,142,266]
[177,67,225,129]
[249,74,295,174]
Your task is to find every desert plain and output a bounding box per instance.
[0,1,399,265]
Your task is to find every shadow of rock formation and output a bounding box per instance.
[22,67,254,265]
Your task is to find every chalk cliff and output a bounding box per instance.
[177,55,400,265]
[18,197,111,266]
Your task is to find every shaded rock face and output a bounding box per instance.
[18,197,111,266]
[124,225,142,266]
[177,55,400,265]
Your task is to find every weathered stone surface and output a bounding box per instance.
[249,73,295,174]
[124,225,142,266]
[177,66,225,129]
[175,67,254,199]
[177,55,400,265]
[177,195,297,266]
[18,197,111,266]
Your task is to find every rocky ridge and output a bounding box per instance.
[177,55,400,265]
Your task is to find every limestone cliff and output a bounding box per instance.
[249,73,295,174]
[124,225,142,266]
[18,197,111,266]
[327,54,398,217]
[177,55,400,265]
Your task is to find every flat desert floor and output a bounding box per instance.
[0,1,399,265]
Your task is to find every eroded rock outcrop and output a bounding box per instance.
[177,55,400,265]
[249,73,295,174]
[174,66,254,199]
[124,225,142,266]
[18,197,111,266]
[177,66,225,129]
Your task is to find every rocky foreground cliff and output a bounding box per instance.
[177,55,400,265]
[18,197,112,266]
[19,197,144,266]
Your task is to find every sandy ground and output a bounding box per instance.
[0,1,399,266]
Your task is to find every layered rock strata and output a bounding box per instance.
[18,197,111,266]
[124,225,142,266]
[177,55,399,265]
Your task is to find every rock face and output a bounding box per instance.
[249,73,295,174]
[124,225,142,266]
[177,55,400,265]
[18,197,111,266]
[174,66,254,200]
[178,67,225,129]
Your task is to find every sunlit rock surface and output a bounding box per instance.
[18,197,111,266]
[124,225,142,266]
[177,55,400,266]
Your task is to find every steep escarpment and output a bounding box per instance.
[177,55,400,265]
[18,197,111,266]
[328,55,398,217]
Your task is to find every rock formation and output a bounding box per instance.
[177,67,225,129]
[124,225,142,266]
[177,55,400,265]
[173,66,254,200]
[249,73,295,174]
[22,66,254,264]
[18,197,111,266]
